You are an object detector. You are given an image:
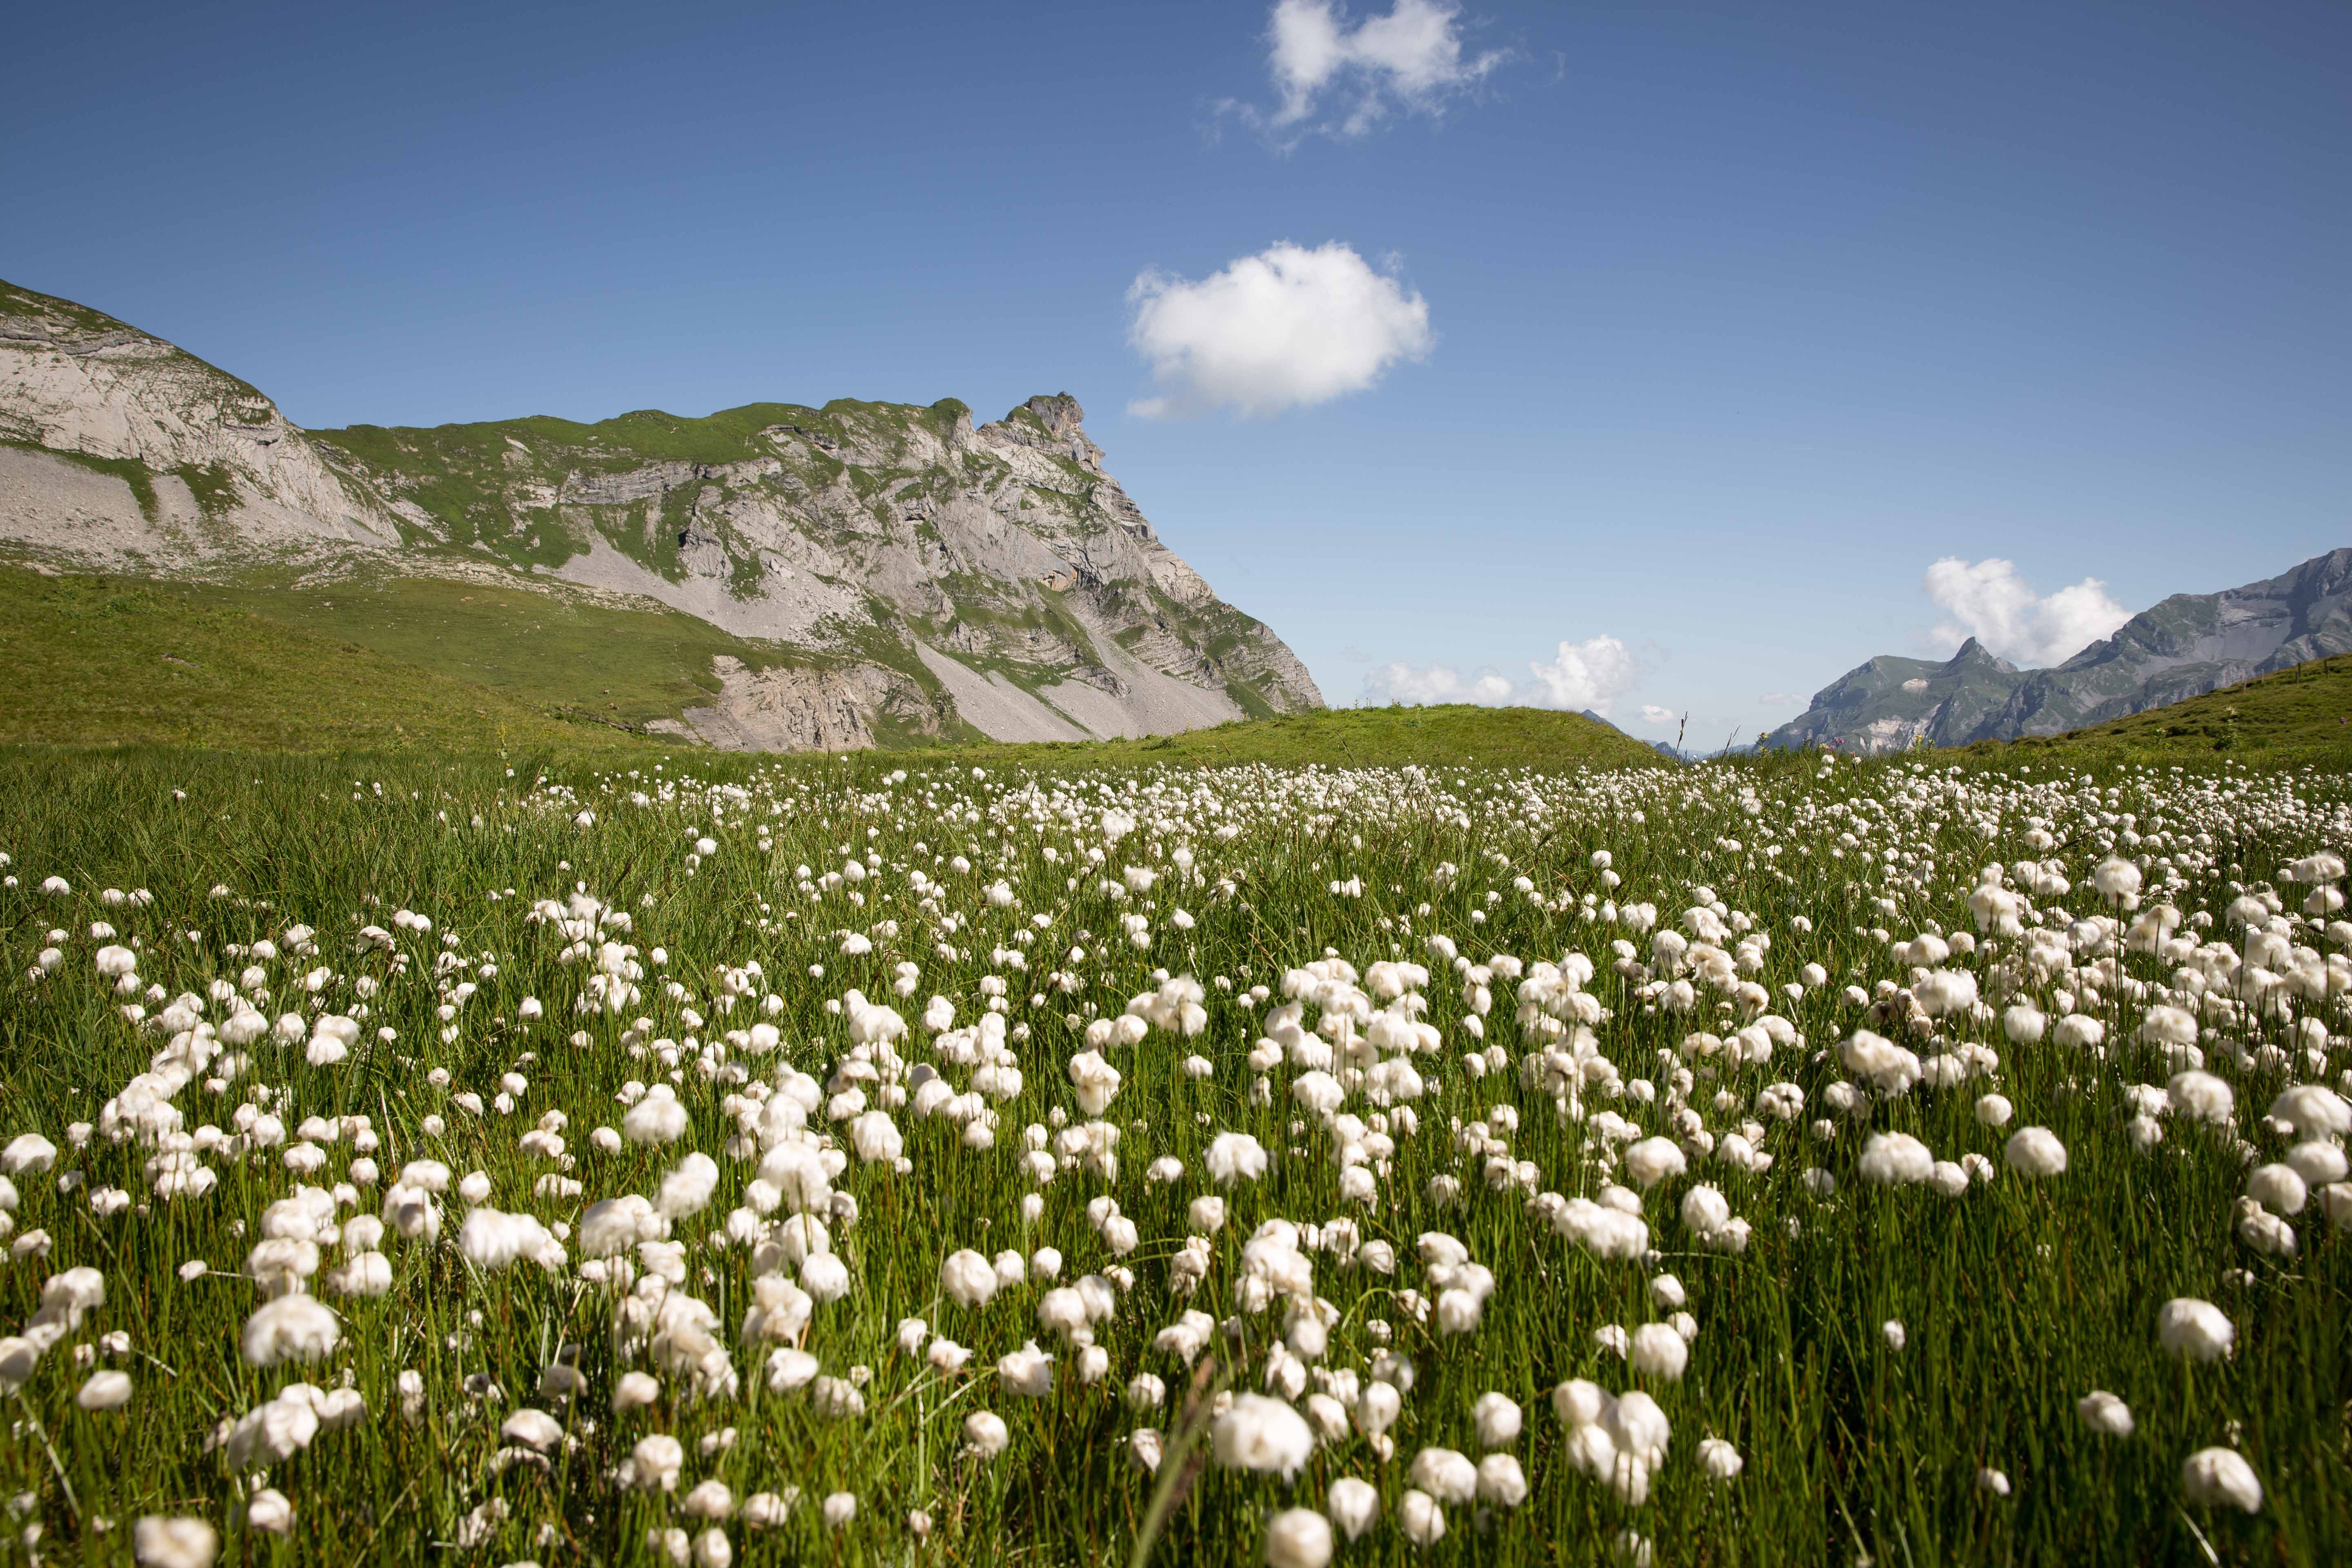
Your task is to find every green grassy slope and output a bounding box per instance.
[0,569,659,757]
[0,568,1662,769]
[1950,652,2352,768]
[901,702,1670,771]
[204,572,783,731]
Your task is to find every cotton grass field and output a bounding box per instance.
[0,744,2346,1566]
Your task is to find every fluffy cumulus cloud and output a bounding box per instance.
[1242,0,1506,139]
[1362,635,1639,715]
[1361,666,1515,706]
[1638,704,1677,727]
[1924,557,2132,669]
[1127,242,1432,418]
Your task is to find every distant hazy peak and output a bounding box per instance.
[1768,548,2352,753]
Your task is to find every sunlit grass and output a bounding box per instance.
[0,744,2343,1565]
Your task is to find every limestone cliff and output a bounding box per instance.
[0,281,394,562]
[0,278,1323,747]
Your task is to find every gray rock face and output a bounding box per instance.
[1768,549,2352,752]
[668,657,941,752]
[0,281,394,557]
[0,280,1325,749]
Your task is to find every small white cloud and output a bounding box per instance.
[1361,634,1640,715]
[1637,704,1677,726]
[1361,664,1514,706]
[1127,241,1432,418]
[1924,557,2132,668]
[1243,0,1506,140]
[1523,636,1638,713]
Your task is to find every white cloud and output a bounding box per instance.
[1637,704,1677,726]
[1127,241,1432,418]
[1246,0,1506,139]
[1361,664,1515,706]
[1361,634,1640,715]
[1523,635,1638,712]
[1924,557,2132,668]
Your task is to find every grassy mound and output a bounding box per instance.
[904,702,1669,771]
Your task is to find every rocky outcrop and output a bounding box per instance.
[667,657,942,752]
[0,281,392,561]
[0,279,1325,751]
[1768,549,2352,752]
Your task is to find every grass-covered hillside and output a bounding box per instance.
[1952,654,2352,769]
[200,572,812,733]
[21,542,2352,781]
[0,566,1664,771]
[906,704,1668,772]
[0,570,659,757]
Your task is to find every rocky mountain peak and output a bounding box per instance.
[1768,548,2352,753]
[1023,392,1086,439]
[0,278,1322,753]
[980,392,1107,476]
[1949,637,2018,673]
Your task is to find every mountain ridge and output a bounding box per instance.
[0,278,1322,751]
[1768,548,2352,752]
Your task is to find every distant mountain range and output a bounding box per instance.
[0,278,1321,750]
[1767,549,2352,752]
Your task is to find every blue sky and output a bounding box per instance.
[6,0,2346,742]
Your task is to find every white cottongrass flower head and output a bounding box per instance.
[1396,1488,1447,1546]
[1697,1436,1744,1480]
[940,1249,999,1310]
[241,1295,341,1366]
[1212,1394,1314,1479]
[1326,1476,1381,1540]
[2003,1127,2068,1178]
[1207,1131,1270,1184]
[133,1516,219,1568]
[2075,1391,2134,1437]
[1858,1133,1933,1186]
[77,1368,133,1410]
[1263,1507,1334,1568]
[1628,1323,1689,1381]
[1470,1391,1522,1448]
[963,1410,1011,1460]
[1408,1446,1477,1505]
[2180,1448,2263,1513]
[1477,1452,1528,1506]
[2156,1298,2234,1363]
[1622,1136,1686,1189]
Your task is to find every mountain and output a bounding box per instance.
[0,278,1321,749]
[1767,549,2352,752]
[1573,706,1688,761]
